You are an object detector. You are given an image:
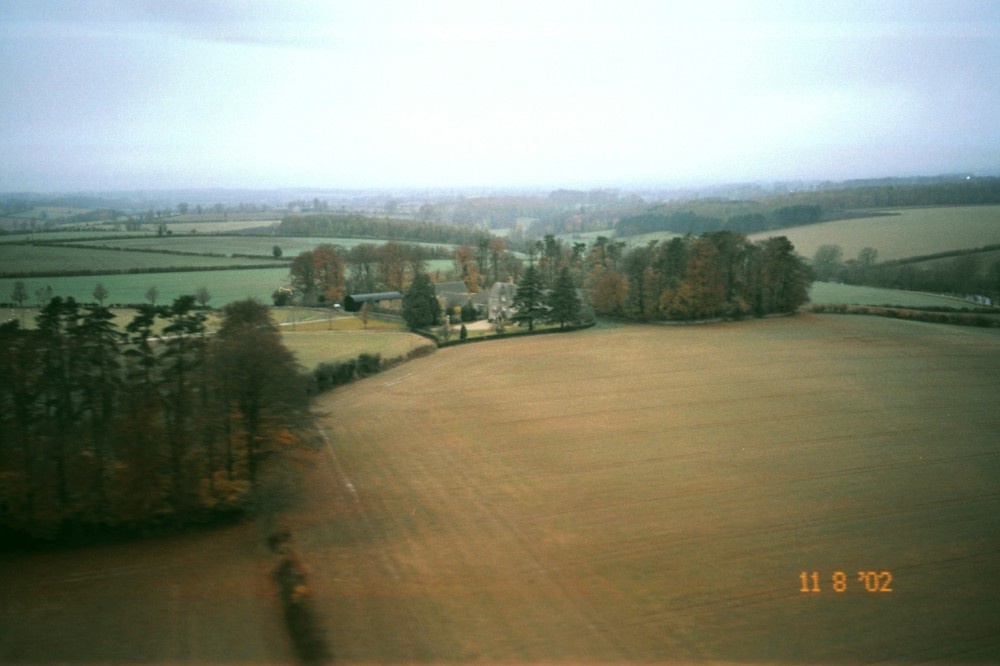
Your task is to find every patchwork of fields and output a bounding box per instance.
[0,233,454,307]
[297,315,1000,662]
[67,234,457,255]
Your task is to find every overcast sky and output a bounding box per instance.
[2,1,999,192]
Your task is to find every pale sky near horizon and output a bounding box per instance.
[2,1,999,193]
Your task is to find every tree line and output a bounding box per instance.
[433,231,813,326]
[276,236,527,308]
[775,176,1000,211]
[0,297,311,543]
[812,243,1000,299]
[279,213,491,246]
[584,232,812,321]
[276,241,449,306]
[616,205,824,237]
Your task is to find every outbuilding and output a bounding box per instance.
[344,291,403,312]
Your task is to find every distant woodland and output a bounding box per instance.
[278,214,490,246]
[613,177,1000,238]
[5,175,1000,242]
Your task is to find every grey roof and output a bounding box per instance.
[344,291,403,311]
[434,281,469,295]
[347,291,403,302]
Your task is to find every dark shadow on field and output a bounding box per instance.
[0,454,322,664]
[0,523,291,663]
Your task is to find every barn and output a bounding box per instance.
[344,291,403,312]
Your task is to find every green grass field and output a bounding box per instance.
[0,230,152,242]
[0,243,283,276]
[295,315,1000,662]
[0,267,290,307]
[64,234,456,255]
[750,205,1000,262]
[809,281,981,308]
[5,206,90,219]
[281,328,433,367]
[276,311,430,368]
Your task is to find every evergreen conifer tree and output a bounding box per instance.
[402,273,440,329]
[511,265,545,330]
[547,266,581,328]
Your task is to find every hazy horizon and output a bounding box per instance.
[3,1,999,193]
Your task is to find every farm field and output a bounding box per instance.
[0,521,292,663]
[0,267,289,308]
[0,243,283,276]
[282,328,433,367]
[0,219,280,239]
[295,315,1000,662]
[0,230,153,241]
[808,281,984,308]
[65,234,459,256]
[749,204,1000,262]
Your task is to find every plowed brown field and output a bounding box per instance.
[295,314,1000,663]
[2,315,997,664]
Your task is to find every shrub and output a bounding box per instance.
[273,554,331,664]
[357,353,381,377]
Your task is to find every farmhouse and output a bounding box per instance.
[344,291,403,312]
[487,280,517,321]
[433,281,473,312]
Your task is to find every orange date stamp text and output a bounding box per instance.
[799,571,893,593]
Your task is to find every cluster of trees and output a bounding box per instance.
[420,230,811,326]
[509,265,582,330]
[812,244,1000,298]
[0,297,311,542]
[452,237,523,292]
[410,230,809,330]
[279,241,446,305]
[616,205,823,238]
[585,232,812,321]
[287,244,347,306]
[401,265,583,333]
[279,213,490,246]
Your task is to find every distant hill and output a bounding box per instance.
[614,176,1000,238]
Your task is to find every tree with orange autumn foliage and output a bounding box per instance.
[587,267,630,317]
[592,231,810,321]
[289,244,346,305]
[454,245,481,292]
